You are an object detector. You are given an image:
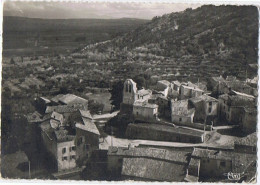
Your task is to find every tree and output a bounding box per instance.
[59,86,69,94]
[10,58,15,64]
[88,100,104,114]
[109,81,124,111]
[133,75,146,89]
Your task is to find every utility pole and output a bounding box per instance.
[111,127,113,146]
[28,160,31,178]
[203,115,207,143]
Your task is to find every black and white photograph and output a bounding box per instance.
[0,1,259,183]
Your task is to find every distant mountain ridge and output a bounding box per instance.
[3,16,149,32]
[81,5,258,78]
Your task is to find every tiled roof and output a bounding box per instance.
[54,129,75,142]
[58,94,88,105]
[79,110,92,119]
[137,89,152,96]
[157,80,171,86]
[27,111,43,123]
[191,148,256,173]
[39,97,51,104]
[108,146,190,163]
[121,157,186,181]
[181,85,204,92]
[49,119,61,129]
[231,90,255,99]
[40,120,52,131]
[43,111,63,123]
[172,80,181,86]
[211,76,225,82]
[234,132,257,147]
[45,105,81,113]
[51,94,65,103]
[192,148,233,160]
[190,94,218,103]
[133,101,158,109]
[219,93,255,107]
[75,118,100,135]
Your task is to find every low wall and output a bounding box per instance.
[175,122,213,131]
[125,123,203,143]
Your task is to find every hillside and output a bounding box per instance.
[3,16,148,56]
[76,5,258,80]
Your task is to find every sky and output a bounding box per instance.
[3,1,201,20]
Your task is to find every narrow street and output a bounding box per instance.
[99,130,237,150]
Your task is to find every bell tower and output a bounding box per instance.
[123,79,137,105]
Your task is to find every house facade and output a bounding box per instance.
[189,95,218,123]
[240,108,257,134]
[218,91,255,124]
[179,84,204,100]
[171,100,195,124]
[133,102,158,122]
[39,104,100,172]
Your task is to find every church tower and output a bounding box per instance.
[123,79,137,105]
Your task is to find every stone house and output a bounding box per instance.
[171,100,195,124]
[187,147,256,181]
[234,132,257,154]
[240,108,257,134]
[154,80,171,97]
[218,91,255,124]
[211,76,257,97]
[189,94,218,124]
[169,80,181,100]
[179,84,204,100]
[133,101,158,122]
[107,146,191,181]
[39,110,100,172]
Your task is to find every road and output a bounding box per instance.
[92,111,119,120]
[99,130,238,150]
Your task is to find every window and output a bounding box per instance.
[208,107,212,113]
[136,112,139,115]
[209,102,212,106]
[220,161,226,167]
[69,146,76,152]
[129,85,132,93]
[62,156,67,161]
[179,118,182,122]
[62,147,66,154]
[70,155,76,160]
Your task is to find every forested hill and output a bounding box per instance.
[82,5,258,76]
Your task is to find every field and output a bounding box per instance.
[3,16,149,57]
